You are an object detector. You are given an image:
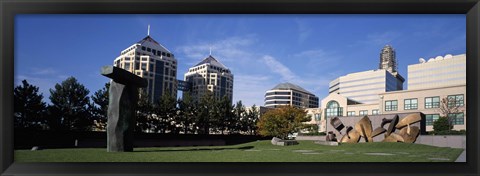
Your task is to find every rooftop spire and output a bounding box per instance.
[147,25,150,36]
[209,46,212,56]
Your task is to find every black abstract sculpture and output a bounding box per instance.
[101,66,147,152]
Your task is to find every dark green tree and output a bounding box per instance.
[244,104,260,135]
[195,92,215,134]
[212,96,233,134]
[90,82,109,131]
[13,80,47,130]
[47,77,92,131]
[433,116,453,133]
[154,92,177,133]
[177,93,197,134]
[136,89,154,133]
[231,101,245,134]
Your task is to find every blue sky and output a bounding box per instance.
[15,14,466,106]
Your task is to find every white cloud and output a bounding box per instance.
[176,35,256,64]
[365,31,400,45]
[15,68,69,103]
[31,67,57,75]
[296,19,312,43]
[233,74,273,106]
[261,55,296,81]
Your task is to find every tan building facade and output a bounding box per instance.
[113,35,177,102]
[379,84,466,131]
[317,52,466,132]
[184,55,233,102]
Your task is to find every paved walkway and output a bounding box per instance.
[455,150,466,162]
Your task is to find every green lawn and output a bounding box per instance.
[15,140,463,162]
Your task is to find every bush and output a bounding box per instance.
[433,116,453,133]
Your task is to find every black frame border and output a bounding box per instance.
[1,0,479,176]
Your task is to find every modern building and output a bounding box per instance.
[264,82,319,109]
[319,53,466,132]
[113,34,178,102]
[184,55,234,102]
[408,54,466,90]
[329,45,405,104]
[305,108,324,132]
[379,84,465,131]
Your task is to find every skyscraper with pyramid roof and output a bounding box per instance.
[184,55,234,102]
[113,34,177,102]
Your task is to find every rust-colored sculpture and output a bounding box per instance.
[327,113,422,144]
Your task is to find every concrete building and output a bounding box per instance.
[184,55,233,102]
[328,45,405,104]
[408,54,466,90]
[113,34,177,102]
[264,82,319,109]
[318,53,466,132]
[305,108,324,132]
[379,84,465,131]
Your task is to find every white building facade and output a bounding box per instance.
[264,82,319,109]
[113,35,177,102]
[408,54,466,90]
[318,53,466,132]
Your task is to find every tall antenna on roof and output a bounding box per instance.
[209,46,212,56]
[147,25,150,36]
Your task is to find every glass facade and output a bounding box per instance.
[448,113,464,125]
[425,96,440,109]
[447,94,464,107]
[385,100,397,111]
[347,111,355,116]
[404,98,418,110]
[325,101,343,117]
[359,110,368,116]
[314,114,321,121]
[425,114,440,126]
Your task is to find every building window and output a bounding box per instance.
[385,100,397,111]
[359,110,368,116]
[124,63,131,70]
[425,96,440,109]
[135,62,139,70]
[147,48,151,52]
[141,46,146,50]
[167,53,171,57]
[347,111,355,116]
[372,109,379,115]
[141,63,147,70]
[447,94,464,107]
[425,114,440,126]
[325,100,343,118]
[448,113,464,125]
[404,98,418,110]
[314,114,321,121]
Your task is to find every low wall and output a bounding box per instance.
[14,130,269,149]
[297,135,466,149]
[415,135,466,149]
